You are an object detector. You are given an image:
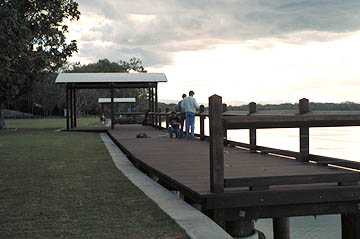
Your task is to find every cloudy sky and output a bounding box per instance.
[66,0,360,104]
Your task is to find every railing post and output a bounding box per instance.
[209,95,225,229]
[199,105,205,140]
[249,102,257,152]
[222,104,228,146]
[298,98,309,162]
[165,108,169,129]
[158,108,162,128]
[209,95,224,193]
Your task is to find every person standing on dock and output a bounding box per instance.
[177,93,186,134]
[182,90,199,139]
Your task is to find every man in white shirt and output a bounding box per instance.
[181,90,199,139]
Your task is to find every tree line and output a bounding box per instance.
[158,101,360,113]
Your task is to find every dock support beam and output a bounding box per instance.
[273,217,290,239]
[341,214,360,239]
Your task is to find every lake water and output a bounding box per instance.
[191,119,360,238]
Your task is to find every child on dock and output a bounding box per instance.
[168,111,181,138]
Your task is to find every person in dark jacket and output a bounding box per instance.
[168,111,181,138]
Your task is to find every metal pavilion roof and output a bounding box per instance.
[98,98,136,103]
[55,72,167,84]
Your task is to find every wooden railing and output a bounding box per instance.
[141,96,360,192]
[208,94,360,193]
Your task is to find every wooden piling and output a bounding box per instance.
[341,214,360,239]
[273,217,290,239]
[227,220,255,238]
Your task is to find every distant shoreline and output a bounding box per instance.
[159,101,360,111]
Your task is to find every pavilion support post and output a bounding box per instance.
[101,103,104,114]
[148,87,153,126]
[298,98,309,162]
[148,87,151,112]
[273,217,290,239]
[341,214,360,239]
[199,105,205,140]
[65,84,69,130]
[155,85,159,127]
[69,85,73,129]
[152,87,156,126]
[111,83,114,130]
[150,87,155,126]
[73,86,77,128]
[223,103,228,146]
[155,83,158,112]
[249,102,257,153]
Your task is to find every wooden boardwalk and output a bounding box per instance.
[108,124,360,220]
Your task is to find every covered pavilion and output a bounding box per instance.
[55,72,167,130]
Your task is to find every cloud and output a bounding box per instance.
[69,0,360,67]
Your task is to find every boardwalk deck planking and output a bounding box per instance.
[107,125,360,219]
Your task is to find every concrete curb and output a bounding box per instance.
[100,133,233,239]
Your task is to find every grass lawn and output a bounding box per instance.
[4,117,104,129]
[0,130,187,238]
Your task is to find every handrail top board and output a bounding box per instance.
[223,114,360,129]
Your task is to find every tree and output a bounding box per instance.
[0,0,80,129]
[65,58,148,115]
[68,58,147,73]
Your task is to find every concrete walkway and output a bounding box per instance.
[100,133,234,239]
